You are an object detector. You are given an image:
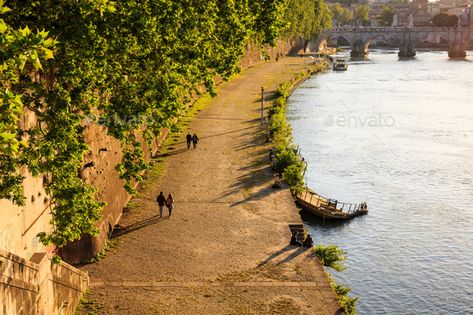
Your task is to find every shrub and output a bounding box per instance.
[274,148,299,174]
[282,163,305,193]
[273,95,286,108]
[313,244,347,272]
[268,103,282,117]
[275,81,293,98]
[326,272,359,315]
[268,112,287,136]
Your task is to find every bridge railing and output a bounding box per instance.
[326,26,460,32]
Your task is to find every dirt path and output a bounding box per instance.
[80,57,342,315]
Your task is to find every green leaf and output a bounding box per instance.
[0,5,11,14]
[41,47,54,60]
[20,25,31,36]
[0,132,16,141]
[0,19,7,33]
[32,56,42,70]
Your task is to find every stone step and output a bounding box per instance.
[288,223,306,241]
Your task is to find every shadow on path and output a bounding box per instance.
[276,247,309,266]
[256,245,295,268]
[157,148,190,158]
[230,184,278,207]
[111,215,166,239]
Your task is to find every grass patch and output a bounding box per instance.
[311,244,358,314]
[75,290,105,315]
[81,238,119,264]
[326,272,358,315]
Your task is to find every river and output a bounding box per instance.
[286,50,473,314]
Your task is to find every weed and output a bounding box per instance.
[325,272,358,315]
[312,244,347,272]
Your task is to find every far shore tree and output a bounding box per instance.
[354,4,371,26]
[283,0,333,51]
[331,3,353,26]
[377,5,395,26]
[431,13,459,27]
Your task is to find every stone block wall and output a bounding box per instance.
[0,249,88,315]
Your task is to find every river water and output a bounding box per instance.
[286,50,473,314]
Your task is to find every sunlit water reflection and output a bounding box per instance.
[287,50,473,314]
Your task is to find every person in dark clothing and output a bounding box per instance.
[290,231,302,247]
[186,132,192,149]
[156,191,166,217]
[166,193,174,217]
[192,133,199,149]
[303,234,314,248]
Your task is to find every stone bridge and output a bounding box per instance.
[315,26,473,58]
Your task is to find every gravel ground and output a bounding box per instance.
[79,57,342,315]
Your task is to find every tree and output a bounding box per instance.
[0,2,57,206]
[354,5,370,26]
[284,0,333,47]
[377,5,395,26]
[315,0,333,35]
[2,0,289,250]
[331,3,353,26]
[431,13,459,27]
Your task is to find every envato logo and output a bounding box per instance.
[82,113,161,127]
[323,114,396,128]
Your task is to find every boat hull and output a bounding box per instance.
[296,197,367,220]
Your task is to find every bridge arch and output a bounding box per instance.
[362,33,400,51]
[415,32,452,48]
[315,32,352,52]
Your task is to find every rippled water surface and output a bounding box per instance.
[287,50,473,314]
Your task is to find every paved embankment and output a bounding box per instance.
[79,57,342,315]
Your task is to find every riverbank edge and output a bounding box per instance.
[268,60,359,315]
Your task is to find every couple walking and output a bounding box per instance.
[156,192,174,217]
[186,132,199,149]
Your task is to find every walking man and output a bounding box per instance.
[192,133,199,149]
[186,132,192,149]
[156,191,166,217]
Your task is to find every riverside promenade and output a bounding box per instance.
[80,57,342,314]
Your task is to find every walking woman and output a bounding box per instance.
[192,133,199,149]
[186,132,192,149]
[166,193,174,217]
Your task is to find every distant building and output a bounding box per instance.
[392,2,411,26]
[412,0,428,12]
[410,0,431,26]
[431,0,473,17]
[368,3,385,23]
[440,4,471,15]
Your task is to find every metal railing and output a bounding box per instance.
[298,187,365,214]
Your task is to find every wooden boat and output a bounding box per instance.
[332,59,348,71]
[295,187,367,220]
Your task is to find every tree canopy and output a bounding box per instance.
[331,3,353,26]
[377,5,395,27]
[354,5,370,26]
[283,0,332,42]
[0,0,288,249]
[431,13,459,27]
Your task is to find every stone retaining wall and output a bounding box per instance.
[0,249,89,315]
